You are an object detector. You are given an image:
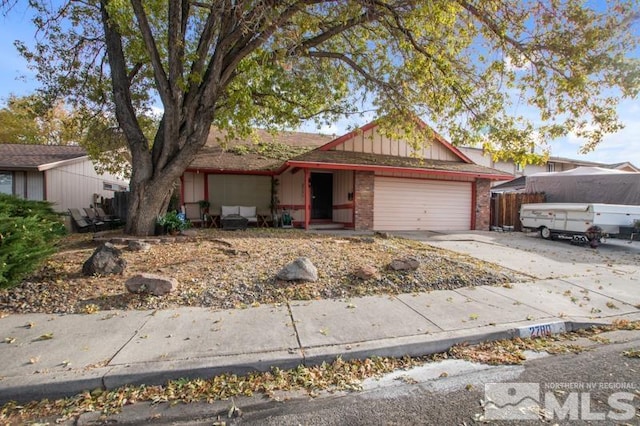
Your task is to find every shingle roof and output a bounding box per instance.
[289,149,513,178]
[0,144,87,170]
[491,176,527,190]
[189,128,333,171]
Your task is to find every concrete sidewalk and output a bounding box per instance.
[1,232,639,403]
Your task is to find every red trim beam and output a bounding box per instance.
[285,160,512,181]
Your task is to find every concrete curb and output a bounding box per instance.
[0,318,614,404]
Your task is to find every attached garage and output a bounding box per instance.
[373,176,472,231]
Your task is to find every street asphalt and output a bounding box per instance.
[1,230,639,404]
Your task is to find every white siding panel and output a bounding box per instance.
[45,159,128,212]
[13,172,26,198]
[373,177,471,231]
[26,171,44,201]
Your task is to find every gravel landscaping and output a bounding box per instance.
[0,229,525,315]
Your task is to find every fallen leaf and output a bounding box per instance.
[37,333,54,341]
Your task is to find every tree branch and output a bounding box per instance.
[293,7,380,54]
[456,0,569,79]
[130,0,172,105]
[127,62,143,83]
[99,1,148,160]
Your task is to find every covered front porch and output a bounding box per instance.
[179,168,354,230]
[277,167,355,230]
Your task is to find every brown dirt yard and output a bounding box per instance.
[0,229,525,315]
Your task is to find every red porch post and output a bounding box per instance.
[203,172,209,202]
[179,175,185,206]
[470,180,477,230]
[304,168,311,230]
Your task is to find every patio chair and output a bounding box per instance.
[94,206,124,228]
[69,208,104,232]
[83,207,99,222]
[83,207,113,230]
[184,202,204,227]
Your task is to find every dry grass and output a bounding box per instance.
[0,229,523,315]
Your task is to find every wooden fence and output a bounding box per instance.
[490,192,545,231]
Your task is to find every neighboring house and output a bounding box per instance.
[459,146,639,187]
[490,176,527,193]
[0,143,129,212]
[182,122,512,231]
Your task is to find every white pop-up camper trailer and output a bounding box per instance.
[520,203,640,246]
[524,167,640,205]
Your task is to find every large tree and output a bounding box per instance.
[0,93,144,178]
[6,0,639,235]
[0,94,77,145]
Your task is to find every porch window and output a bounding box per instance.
[0,171,12,195]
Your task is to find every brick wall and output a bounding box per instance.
[474,179,491,230]
[354,171,374,230]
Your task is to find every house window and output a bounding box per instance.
[103,182,128,191]
[0,172,12,195]
[515,163,523,172]
[547,163,556,172]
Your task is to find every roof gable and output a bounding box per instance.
[0,144,87,171]
[318,120,472,163]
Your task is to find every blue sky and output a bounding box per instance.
[1,4,638,166]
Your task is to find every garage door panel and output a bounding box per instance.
[373,177,471,231]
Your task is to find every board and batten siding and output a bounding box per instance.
[373,176,472,231]
[276,170,305,223]
[183,171,206,203]
[208,174,271,214]
[332,126,460,161]
[332,170,354,224]
[46,159,128,212]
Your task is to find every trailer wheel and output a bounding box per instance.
[585,226,603,249]
[539,226,552,239]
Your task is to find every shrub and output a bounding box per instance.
[156,210,189,234]
[0,194,67,289]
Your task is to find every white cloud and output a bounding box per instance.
[297,111,376,136]
[504,55,531,72]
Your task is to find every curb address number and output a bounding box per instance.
[518,322,566,338]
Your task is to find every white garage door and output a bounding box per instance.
[373,177,472,231]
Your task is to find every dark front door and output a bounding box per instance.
[311,173,333,219]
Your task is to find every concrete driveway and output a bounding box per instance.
[394,230,640,280]
[395,230,640,320]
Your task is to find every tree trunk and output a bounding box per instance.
[123,119,211,236]
[123,176,174,236]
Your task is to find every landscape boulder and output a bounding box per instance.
[125,273,178,296]
[181,229,198,238]
[389,257,420,271]
[354,265,381,280]
[128,240,152,252]
[82,242,127,276]
[276,257,318,282]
